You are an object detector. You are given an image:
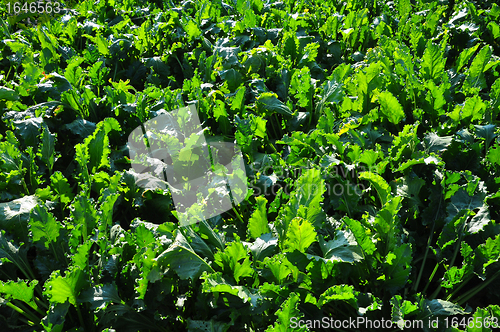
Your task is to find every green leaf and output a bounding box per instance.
[0,196,39,243]
[284,217,316,253]
[202,272,260,304]
[214,241,254,283]
[421,41,445,82]
[184,20,202,40]
[391,295,419,328]
[318,284,357,308]
[13,116,43,147]
[342,217,376,256]
[79,284,123,310]
[316,79,344,113]
[256,92,293,117]
[0,86,19,101]
[424,132,453,153]
[219,69,243,91]
[474,124,496,150]
[359,172,390,206]
[374,196,403,253]
[464,45,495,91]
[44,267,88,306]
[249,233,278,262]
[82,118,121,174]
[290,67,313,111]
[377,90,405,124]
[266,292,305,332]
[41,303,69,332]
[467,205,491,234]
[442,242,474,289]
[63,119,96,138]
[65,57,84,87]
[487,144,500,166]
[248,196,270,239]
[29,204,60,250]
[424,299,469,316]
[156,231,214,280]
[446,187,486,224]
[70,195,98,240]
[213,100,231,134]
[0,279,39,310]
[383,244,412,293]
[476,234,500,276]
[456,44,480,73]
[50,171,74,206]
[449,95,487,123]
[0,231,33,279]
[39,123,55,172]
[315,230,363,263]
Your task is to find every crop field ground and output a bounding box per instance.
[0,0,500,331]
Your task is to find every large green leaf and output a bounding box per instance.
[29,204,61,250]
[79,284,123,310]
[156,231,214,280]
[0,280,39,310]
[420,41,445,82]
[38,123,55,172]
[0,231,33,279]
[0,86,19,101]
[248,196,270,239]
[383,244,412,293]
[313,230,363,263]
[342,217,376,256]
[266,292,305,332]
[256,92,293,116]
[44,267,88,306]
[284,217,316,253]
[377,90,405,124]
[0,196,39,243]
[359,172,390,206]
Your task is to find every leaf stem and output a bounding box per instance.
[232,206,245,224]
[76,304,86,330]
[446,275,473,301]
[5,301,39,324]
[422,261,440,295]
[415,192,442,293]
[456,270,500,306]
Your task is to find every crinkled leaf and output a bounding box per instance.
[44,267,88,306]
[284,217,316,253]
[0,86,19,101]
[79,284,122,310]
[266,292,305,332]
[156,231,214,280]
[0,195,39,243]
[0,279,38,310]
[383,244,412,293]
[257,92,293,116]
[29,204,60,250]
[249,233,278,262]
[377,91,405,124]
[248,196,270,239]
[424,132,453,153]
[342,217,376,256]
[359,172,390,206]
[421,41,445,82]
[315,230,363,263]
